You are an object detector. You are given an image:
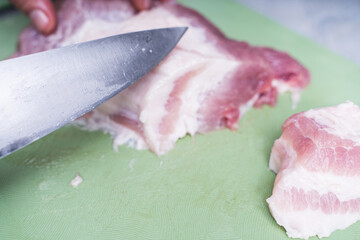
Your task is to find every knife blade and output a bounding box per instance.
[0,27,187,159]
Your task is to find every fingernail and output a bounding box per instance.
[29,10,49,32]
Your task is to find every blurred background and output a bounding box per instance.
[237,0,360,65]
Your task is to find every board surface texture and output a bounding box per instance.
[1,0,360,239]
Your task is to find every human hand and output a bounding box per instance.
[10,0,56,35]
[10,0,171,35]
[132,0,171,11]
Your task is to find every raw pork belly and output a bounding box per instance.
[14,0,310,155]
[267,102,360,239]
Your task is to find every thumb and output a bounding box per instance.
[10,0,56,35]
[132,0,152,11]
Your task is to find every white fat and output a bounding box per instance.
[269,138,297,173]
[239,94,259,117]
[304,101,360,143]
[267,197,360,239]
[278,166,360,202]
[117,8,226,59]
[291,91,301,109]
[271,80,293,93]
[60,20,124,46]
[271,80,301,109]
[113,127,147,150]
[75,110,147,151]
[70,174,83,188]
[270,138,360,202]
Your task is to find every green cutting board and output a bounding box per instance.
[1,0,360,239]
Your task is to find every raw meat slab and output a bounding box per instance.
[268,102,360,239]
[12,0,309,155]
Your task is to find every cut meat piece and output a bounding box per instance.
[267,102,360,239]
[13,0,310,155]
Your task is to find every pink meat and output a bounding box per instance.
[267,102,360,239]
[13,0,310,155]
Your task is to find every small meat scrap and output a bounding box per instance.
[70,174,83,188]
[267,102,360,239]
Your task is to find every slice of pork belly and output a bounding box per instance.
[13,0,310,155]
[267,102,360,239]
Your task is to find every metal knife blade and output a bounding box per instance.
[0,27,187,159]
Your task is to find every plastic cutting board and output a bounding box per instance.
[1,0,360,239]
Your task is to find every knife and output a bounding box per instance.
[0,27,187,159]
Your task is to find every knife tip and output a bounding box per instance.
[167,26,188,42]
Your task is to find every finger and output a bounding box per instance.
[131,0,151,11]
[10,0,56,35]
